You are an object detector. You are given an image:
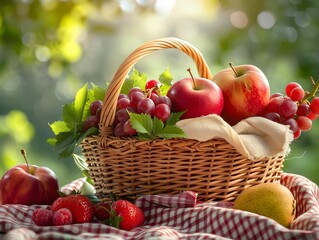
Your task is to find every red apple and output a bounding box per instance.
[0,149,59,205]
[212,63,270,125]
[167,69,224,119]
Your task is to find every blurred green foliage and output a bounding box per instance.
[0,0,319,186]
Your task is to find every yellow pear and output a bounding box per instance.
[233,182,296,228]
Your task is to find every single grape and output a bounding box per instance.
[308,111,318,120]
[154,104,171,122]
[145,79,161,93]
[309,97,319,115]
[123,120,137,136]
[113,122,128,137]
[296,103,310,117]
[279,98,297,119]
[128,87,143,99]
[289,87,305,101]
[150,93,159,103]
[118,94,129,100]
[130,91,145,108]
[265,96,284,114]
[155,96,172,109]
[115,108,130,123]
[296,116,312,131]
[281,118,298,133]
[285,82,302,97]
[90,100,103,116]
[82,115,99,132]
[137,98,155,116]
[270,92,284,99]
[117,98,131,110]
[294,128,301,139]
[96,106,102,120]
[263,112,281,123]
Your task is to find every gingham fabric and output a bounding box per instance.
[1,173,318,240]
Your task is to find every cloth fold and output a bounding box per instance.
[176,115,294,160]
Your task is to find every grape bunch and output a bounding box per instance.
[82,100,103,132]
[262,80,319,139]
[113,79,173,137]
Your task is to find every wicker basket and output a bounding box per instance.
[81,37,284,202]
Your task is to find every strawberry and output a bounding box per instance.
[111,200,144,231]
[51,193,94,224]
[94,201,111,221]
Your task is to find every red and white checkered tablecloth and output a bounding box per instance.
[1,173,318,240]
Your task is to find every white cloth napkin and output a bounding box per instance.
[176,115,294,160]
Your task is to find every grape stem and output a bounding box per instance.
[302,77,319,102]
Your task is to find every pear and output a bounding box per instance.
[233,182,296,228]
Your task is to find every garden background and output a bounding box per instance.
[1,0,318,187]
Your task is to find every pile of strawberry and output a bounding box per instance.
[32,192,144,231]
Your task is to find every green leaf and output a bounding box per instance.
[91,83,106,101]
[54,131,79,158]
[74,83,88,124]
[165,111,185,126]
[48,121,70,135]
[120,69,147,94]
[129,112,185,140]
[158,67,173,95]
[157,125,186,139]
[62,103,77,130]
[152,116,165,136]
[129,113,153,135]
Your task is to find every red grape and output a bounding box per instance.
[308,111,318,120]
[90,100,103,116]
[145,79,161,93]
[285,82,302,97]
[123,120,137,135]
[115,108,130,123]
[270,92,284,99]
[130,91,145,108]
[310,97,319,115]
[82,115,99,132]
[296,103,310,117]
[137,98,155,116]
[128,87,143,98]
[294,128,301,139]
[117,97,131,110]
[154,104,171,122]
[281,118,298,133]
[263,112,281,123]
[265,96,283,114]
[155,96,172,108]
[113,122,128,137]
[296,116,312,131]
[118,94,129,100]
[289,87,305,101]
[279,98,297,119]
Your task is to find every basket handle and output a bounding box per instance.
[99,37,212,136]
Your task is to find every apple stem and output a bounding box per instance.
[229,62,239,77]
[187,68,197,89]
[20,149,30,173]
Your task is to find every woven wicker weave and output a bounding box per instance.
[81,37,284,202]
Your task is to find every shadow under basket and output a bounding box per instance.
[81,135,284,202]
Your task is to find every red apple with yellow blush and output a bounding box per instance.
[212,63,270,125]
